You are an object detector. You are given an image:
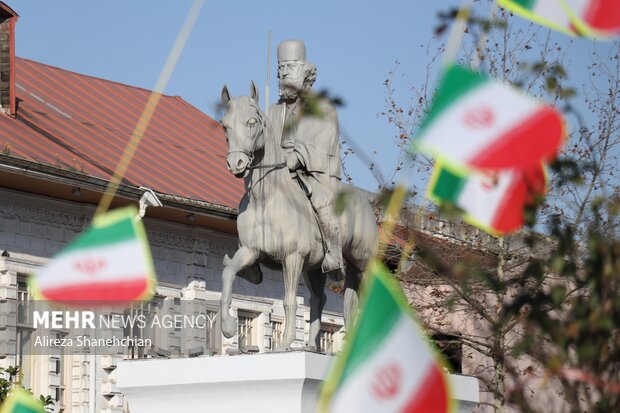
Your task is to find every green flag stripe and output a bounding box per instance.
[61,217,136,254]
[13,404,42,413]
[509,0,536,8]
[418,65,489,133]
[337,273,402,385]
[431,166,466,203]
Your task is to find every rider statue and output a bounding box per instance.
[268,39,344,276]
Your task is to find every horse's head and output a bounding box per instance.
[220,81,267,178]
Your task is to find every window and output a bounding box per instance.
[319,325,338,355]
[433,334,462,374]
[237,311,257,350]
[50,357,61,375]
[123,303,152,359]
[50,385,63,403]
[17,274,30,325]
[16,274,32,386]
[269,321,283,351]
[206,310,221,355]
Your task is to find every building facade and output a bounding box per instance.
[0,185,345,413]
[0,3,345,411]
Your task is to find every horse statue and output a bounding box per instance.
[219,82,378,351]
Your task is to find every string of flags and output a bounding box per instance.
[416,2,619,236]
[415,64,563,235]
[15,1,618,413]
[318,262,453,413]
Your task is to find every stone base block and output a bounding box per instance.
[117,351,479,413]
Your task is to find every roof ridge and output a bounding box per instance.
[16,56,177,98]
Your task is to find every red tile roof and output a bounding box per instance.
[0,57,244,209]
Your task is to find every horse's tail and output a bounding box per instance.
[341,187,379,271]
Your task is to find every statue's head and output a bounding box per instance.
[277,40,316,102]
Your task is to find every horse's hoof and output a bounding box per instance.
[306,344,318,353]
[222,316,237,338]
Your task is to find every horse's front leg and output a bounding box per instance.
[276,253,304,351]
[220,246,259,338]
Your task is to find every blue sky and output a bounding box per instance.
[11,0,613,191]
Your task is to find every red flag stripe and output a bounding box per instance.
[583,0,620,32]
[402,365,449,413]
[468,107,563,170]
[41,277,149,304]
[492,165,546,233]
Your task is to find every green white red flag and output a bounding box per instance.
[498,0,620,38]
[498,0,578,36]
[414,65,564,171]
[0,388,45,413]
[318,262,453,413]
[428,161,547,235]
[31,206,156,306]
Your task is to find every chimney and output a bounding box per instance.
[0,2,17,117]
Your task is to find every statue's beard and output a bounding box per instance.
[279,76,305,101]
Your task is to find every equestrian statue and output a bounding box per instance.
[219,40,378,351]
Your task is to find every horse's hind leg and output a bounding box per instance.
[304,269,327,352]
[344,264,362,330]
[276,253,304,351]
[220,246,259,338]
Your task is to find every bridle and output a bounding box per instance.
[226,100,285,171]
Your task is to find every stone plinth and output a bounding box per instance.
[116,352,479,413]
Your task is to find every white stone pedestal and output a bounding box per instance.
[116,352,479,413]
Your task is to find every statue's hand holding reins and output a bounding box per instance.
[286,152,301,171]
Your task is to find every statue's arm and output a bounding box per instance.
[294,129,339,173]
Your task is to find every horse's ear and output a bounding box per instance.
[250,81,259,103]
[221,85,231,105]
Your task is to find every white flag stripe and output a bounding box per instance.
[36,240,146,290]
[329,317,436,412]
[419,82,541,164]
[565,0,590,18]
[534,0,573,27]
[458,169,515,227]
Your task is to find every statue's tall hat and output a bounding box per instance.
[277,39,306,62]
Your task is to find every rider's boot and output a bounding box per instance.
[317,206,344,278]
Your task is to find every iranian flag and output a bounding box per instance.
[428,161,547,235]
[319,263,452,413]
[414,65,564,171]
[0,388,45,413]
[31,206,156,306]
[498,0,579,35]
[498,0,620,38]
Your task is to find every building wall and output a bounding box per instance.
[0,188,345,412]
[401,218,570,413]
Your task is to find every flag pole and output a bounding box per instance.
[265,30,272,115]
[472,2,499,69]
[443,0,474,66]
